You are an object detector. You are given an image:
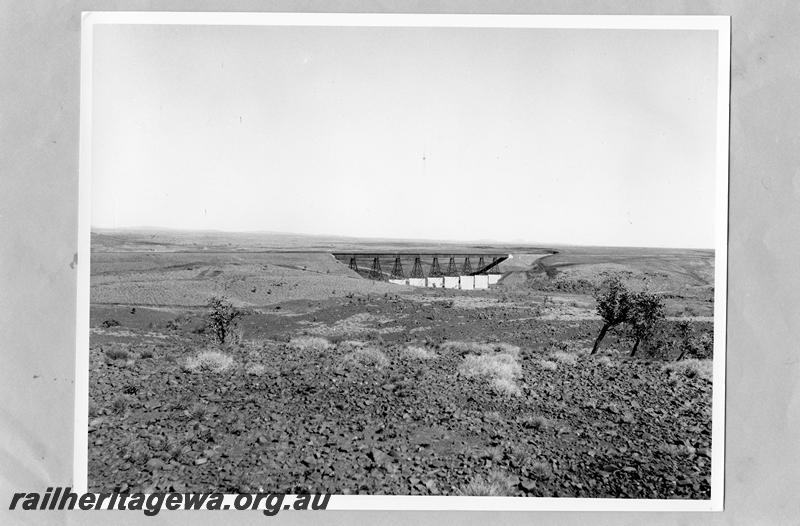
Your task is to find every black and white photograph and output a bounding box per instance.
[76,13,729,510]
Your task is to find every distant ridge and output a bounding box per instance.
[90,227,712,252]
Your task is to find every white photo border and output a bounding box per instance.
[76,11,730,512]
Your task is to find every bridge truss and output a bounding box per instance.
[332,252,510,281]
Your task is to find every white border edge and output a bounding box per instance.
[709,15,731,513]
[74,11,94,495]
[79,11,730,30]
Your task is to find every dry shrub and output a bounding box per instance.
[167,438,187,461]
[662,359,712,382]
[170,393,193,411]
[528,461,552,480]
[402,345,437,360]
[492,343,522,360]
[105,347,130,361]
[595,356,614,367]
[288,336,334,353]
[459,349,522,396]
[491,377,521,396]
[507,447,529,469]
[110,395,130,414]
[536,359,558,371]
[459,353,521,382]
[520,414,550,431]
[549,350,578,366]
[343,346,389,368]
[189,402,207,420]
[474,445,504,462]
[457,469,518,496]
[184,350,235,373]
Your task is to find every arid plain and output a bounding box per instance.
[88,229,715,498]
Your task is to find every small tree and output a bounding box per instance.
[673,321,711,361]
[627,291,666,357]
[590,275,633,355]
[674,321,694,361]
[206,296,242,344]
[696,330,714,359]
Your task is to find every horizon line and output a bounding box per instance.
[91,225,715,252]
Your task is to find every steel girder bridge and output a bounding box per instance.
[332,252,509,281]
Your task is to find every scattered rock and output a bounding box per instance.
[520,480,537,493]
[87,294,713,498]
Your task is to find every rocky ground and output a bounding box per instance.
[88,293,713,498]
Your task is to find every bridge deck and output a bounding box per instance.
[332,252,510,279]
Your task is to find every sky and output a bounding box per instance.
[91,23,720,248]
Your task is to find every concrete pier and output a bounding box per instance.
[388,274,501,290]
[474,275,489,289]
[443,276,460,289]
[426,277,444,288]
